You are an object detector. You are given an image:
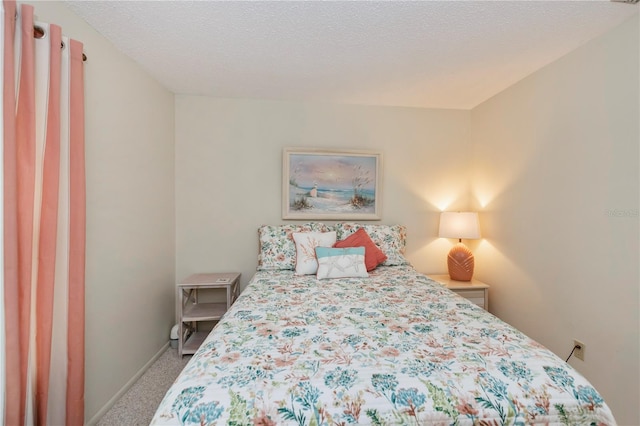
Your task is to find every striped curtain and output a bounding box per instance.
[2,1,86,424]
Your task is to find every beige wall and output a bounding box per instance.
[470,16,639,425]
[29,2,176,422]
[175,97,471,289]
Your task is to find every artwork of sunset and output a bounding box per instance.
[287,153,378,215]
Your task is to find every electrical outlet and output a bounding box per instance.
[573,339,585,361]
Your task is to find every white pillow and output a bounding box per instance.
[292,231,337,275]
[315,247,369,280]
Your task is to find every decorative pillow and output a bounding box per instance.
[335,223,408,266]
[292,231,337,275]
[315,247,369,280]
[257,223,332,270]
[333,228,387,271]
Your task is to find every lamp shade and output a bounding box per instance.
[438,212,481,240]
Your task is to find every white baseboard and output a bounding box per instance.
[86,341,170,425]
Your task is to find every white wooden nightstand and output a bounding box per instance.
[427,274,489,311]
[177,272,240,356]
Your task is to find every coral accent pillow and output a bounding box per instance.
[335,223,408,266]
[333,228,387,271]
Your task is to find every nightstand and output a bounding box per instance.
[177,272,240,356]
[427,274,489,311]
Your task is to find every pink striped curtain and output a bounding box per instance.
[2,1,86,424]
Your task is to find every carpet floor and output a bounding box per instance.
[97,347,191,426]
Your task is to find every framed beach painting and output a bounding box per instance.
[282,148,383,220]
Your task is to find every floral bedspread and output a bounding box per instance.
[151,266,615,425]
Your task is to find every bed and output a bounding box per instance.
[151,223,615,425]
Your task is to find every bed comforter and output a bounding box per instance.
[151,265,615,425]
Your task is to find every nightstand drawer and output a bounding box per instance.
[426,274,489,311]
[453,289,485,308]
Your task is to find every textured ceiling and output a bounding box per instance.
[64,1,638,109]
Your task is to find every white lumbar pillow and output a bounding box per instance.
[315,246,369,280]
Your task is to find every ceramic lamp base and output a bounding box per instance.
[447,242,474,281]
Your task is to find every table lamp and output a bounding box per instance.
[438,212,480,281]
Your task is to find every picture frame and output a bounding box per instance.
[283,148,383,220]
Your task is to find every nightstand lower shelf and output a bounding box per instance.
[182,331,209,355]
